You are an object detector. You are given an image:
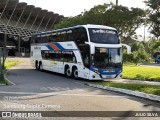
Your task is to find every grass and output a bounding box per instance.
[4,60,22,69]
[97,82,160,96]
[0,60,22,84]
[123,65,160,81]
[0,79,8,85]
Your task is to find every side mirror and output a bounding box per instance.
[90,44,95,54]
[121,44,131,54]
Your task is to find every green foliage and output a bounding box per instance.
[0,79,8,85]
[0,60,21,82]
[123,65,160,81]
[123,40,160,64]
[145,0,160,39]
[97,82,160,96]
[123,49,150,65]
[131,42,145,52]
[54,16,83,29]
[130,50,147,65]
[4,60,21,70]
[55,3,145,43]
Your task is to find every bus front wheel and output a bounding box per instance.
[65,67,72,77]
[72,67,78,79]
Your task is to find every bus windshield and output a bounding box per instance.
[93,47,122,69]
[88,28,119,44]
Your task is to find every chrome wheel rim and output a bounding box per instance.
[74,69,78,78]
[66,68,71,76]
[39,64,43,70]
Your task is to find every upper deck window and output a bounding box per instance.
[88,28,119,44]
[48,27,88,44]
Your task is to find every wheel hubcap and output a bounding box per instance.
[40,64,42,70]
[74,69,78,78]
[66,69,71,76]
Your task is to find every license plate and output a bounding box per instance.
[106,76,112,79]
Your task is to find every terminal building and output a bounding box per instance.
[0,0,63,56]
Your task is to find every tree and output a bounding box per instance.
[55,3,145,43]
[54,15,83,29]
[145,0,160,40]
[131,42,145,52]
[0,48,7,80]
[103,4,145,43]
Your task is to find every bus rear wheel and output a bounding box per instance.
[65,67,72,77]
[73,67,78,79]
[35,62,38,70]
[39,63,43,71]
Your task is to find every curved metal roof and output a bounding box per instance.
[0,0,63,37]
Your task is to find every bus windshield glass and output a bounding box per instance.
[93,47,122,69]
[88,28,119,44]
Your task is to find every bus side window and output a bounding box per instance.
[30,51,33,57]
[44,53,50,59]
[81,45,90,68]
[35,36,40,43]
[35,35,48,43]
[48,52,62,61]
[41,51,50,59]
[31,35,36,43]
[50,53,56,59]
[41,51,45,59]
[49,33,57,42]
[73,27,88,44]
[63,51,77,63]
[40,36,48,43]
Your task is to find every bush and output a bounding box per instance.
[123,49,150,65]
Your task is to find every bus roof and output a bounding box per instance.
[34,24,117,36]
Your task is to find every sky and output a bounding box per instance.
[19,0,149,38]
[19,0,146,17]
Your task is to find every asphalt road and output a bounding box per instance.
[0,58,160,120]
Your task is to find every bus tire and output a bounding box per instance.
[35,61,38,70]
[72,67,78,79]
[65,67,72,77]
[39,62,43,71]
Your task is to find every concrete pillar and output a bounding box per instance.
[18,35,21,56]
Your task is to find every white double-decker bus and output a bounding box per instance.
[31,24,131,80]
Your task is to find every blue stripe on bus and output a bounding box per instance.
[98,68,122,75]
[46,45,54,50]
[90,66,122,75]
[54,43,65,50]
[46,42,79,51]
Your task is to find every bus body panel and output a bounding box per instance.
[31,24,128,80]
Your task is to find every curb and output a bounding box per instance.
[0,83,6,86]
[111,79,160,85]
[122,78,160,82]
[4,70,16,86]
[86,83,160,102]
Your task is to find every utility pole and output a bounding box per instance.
[116,0,118,6]
[143,5,146,42]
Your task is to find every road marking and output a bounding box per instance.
[0,91,126,98]
[59,94,126,98]
[0,91,37,95]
